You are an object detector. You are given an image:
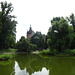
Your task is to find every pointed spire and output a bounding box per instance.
[30,24,31,28]
[27,24,33,34]
[30,24,32,31]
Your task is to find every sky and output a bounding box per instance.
[1,0,75,41]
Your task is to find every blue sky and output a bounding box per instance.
[1,0,75,41]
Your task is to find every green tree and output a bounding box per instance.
[44,35,48,49]
[47,17,71,52]
[16,36,30,52]
[69,33,75,49]
[66,13,75,32]
[31,32,44,50]
[0,1,17,49]
[16,36,37,52]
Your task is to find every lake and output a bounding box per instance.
[0,54,75,75]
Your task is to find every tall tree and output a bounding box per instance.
[0,1,17,49]
[67,13,75,32]
[47,17,70,52]
[16,36,30,52]
[31,32,44,50]
[16,36,37,52]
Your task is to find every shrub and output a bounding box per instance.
[64,49,71,54]
[16,36,30,52]
[40,49,57,55]
[16,36,37,52]
[71,49,75,55]
[40,49,50,55]
[0,54,14,60]
[29,44,37,51]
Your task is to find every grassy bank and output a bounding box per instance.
[39,49,75,56]
[0,54,15,60]
[0,49,17,60]
[39,49,51,55]
[0,49,17,53]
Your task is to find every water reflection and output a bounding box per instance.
[15,54,75,75]
[0,54,75,75]
[15,61,49,75]
[0,59,15,75]
[15,54,50,75]
[15,61,29,75]
[32,67,49,75]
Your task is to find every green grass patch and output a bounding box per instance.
[39,49,50,55]
[0,49,17,53]
[39,49,75,56]
[70,49,75,55]
[0,54,15,60]
[63,49,75,55]
[0,49,17,60]
[39,49,57,55]
[4,49,17,52]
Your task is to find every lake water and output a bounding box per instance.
[0,54,75,75]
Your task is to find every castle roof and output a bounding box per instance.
[27,25,33,34]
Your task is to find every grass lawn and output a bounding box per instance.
[0,49,17,60]
[39,49,75,56]
[0,49,17,53]
[39,49,51,55]
[0,54,15,60]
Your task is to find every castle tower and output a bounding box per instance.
[27,25,35,39]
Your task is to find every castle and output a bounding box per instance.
[27,25,35,39]
[27,25,46,41]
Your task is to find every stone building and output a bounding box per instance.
[27,25,46,42]
[27,25,35,39]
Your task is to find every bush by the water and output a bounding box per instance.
[40,49,56,55]
[16,36,37,52]
[0,54,14,60]
[5,49,17,52]
[63,49,75,55]
[40,49,50,55]
[71,49,75,55]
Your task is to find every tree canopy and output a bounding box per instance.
[30,32,44,50]
[66,13,75,32]
[0,1,17,49]
[16,36,37,52]
[47,17,74,52]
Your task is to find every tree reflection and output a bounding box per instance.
[15,54,75,75]
[15,54,47,75]
[0,59,15,75]
[0,54,75,75]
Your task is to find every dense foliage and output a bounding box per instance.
[0,1,17,49]
[16,36,37,52]
[30,32,44,50]
[66,13,75,32]
[47,16,75,53]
